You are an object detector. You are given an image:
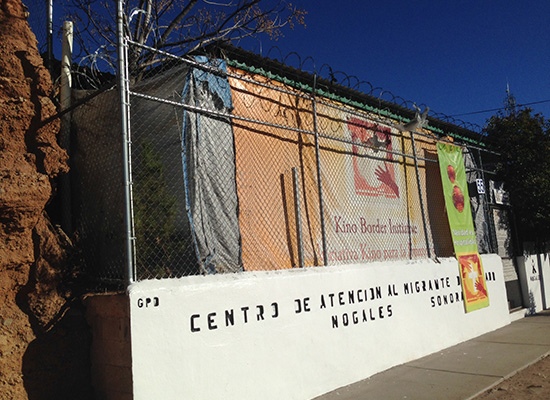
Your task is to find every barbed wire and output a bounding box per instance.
[251,45,483,134]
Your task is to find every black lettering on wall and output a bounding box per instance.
[191,314,200,332]
[241,307,249,323]
[257,305,265,321]
[208,312,217,330]
[225,309,235,326]
[271,302,279,318]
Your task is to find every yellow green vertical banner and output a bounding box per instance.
[437,143,489,312]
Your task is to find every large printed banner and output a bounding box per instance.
[227,67,437,271]
[318,107,431,264]
[437,143,489,312]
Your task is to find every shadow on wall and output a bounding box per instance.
[527,290,537,316]
[21,301,93,400]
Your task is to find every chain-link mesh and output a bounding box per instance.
[23,1,502,284]
[70,88,127,283]
[106,42,499,281]
[129,63,197,279]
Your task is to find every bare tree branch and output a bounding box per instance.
[60,0,306,82]
[155,0,199,49]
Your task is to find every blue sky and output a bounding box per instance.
[28,1,550,131]
[237,1,550,130]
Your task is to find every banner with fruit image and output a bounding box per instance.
[437,142,489,312]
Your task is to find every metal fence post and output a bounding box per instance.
[117,0,136,284]
[312,76,328,266]
[410,131,432,258]
[292,167,305,268]
[46,0,53,74]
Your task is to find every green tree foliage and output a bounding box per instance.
[133,141,188,278]
[484,108,550,243]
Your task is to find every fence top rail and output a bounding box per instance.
[130,89,452,165]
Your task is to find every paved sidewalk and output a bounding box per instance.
[314,311,550,400]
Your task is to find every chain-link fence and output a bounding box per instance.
[70,87,126,283]
[25,1,501,285]
[68,38,498,282]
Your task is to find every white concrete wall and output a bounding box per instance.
[517,251,550,313]
[129,254,510,400]
[540,253,550,309]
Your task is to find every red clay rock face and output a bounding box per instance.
[0,1,87,398]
